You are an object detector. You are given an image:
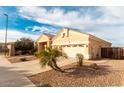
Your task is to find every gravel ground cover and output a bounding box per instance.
[28,62,124,87]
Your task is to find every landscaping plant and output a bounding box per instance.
[15,38,35,55]
[76,53,84,67]
[38,47,67,72]
[20,57,27,61]
[90,63,99,70]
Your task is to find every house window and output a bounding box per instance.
[62,33,65,38]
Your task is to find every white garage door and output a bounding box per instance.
[62,46,85,58]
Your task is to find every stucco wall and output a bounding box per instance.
[89,37,111,59]
[37,35,50,43]
[52,29,89,45]
[52,29,90,59]
[37,34,53,53]
[36,28,111,60]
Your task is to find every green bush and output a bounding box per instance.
[76,53,84,67]
[15,38,36,55]
[90,63,99,69]
[16,50,22,55]
[3,48,9,55]
[20,57,27,61]
[34,52,39,57]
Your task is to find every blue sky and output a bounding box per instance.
[0,6,124,46]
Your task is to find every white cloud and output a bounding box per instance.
[0,29,38,43]
[96,6,124,24]
[17,6,124,46]
[17,6,94,29]
[103,7,124,18]
[88,26,124,47]
[32,26,49,32]
[25,26,58,34]
[18,6,124,26]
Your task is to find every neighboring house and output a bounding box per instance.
[36,28,111,59]
[0,42,15,56]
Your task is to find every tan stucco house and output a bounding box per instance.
[36,28,111,59]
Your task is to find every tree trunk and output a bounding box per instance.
[49,64,59,71]
[52,59,65,72]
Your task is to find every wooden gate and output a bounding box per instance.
[101,47,124,59]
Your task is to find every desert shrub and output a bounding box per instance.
[16,50,22,55]
[15,38,35,55]
[20,57,27,61]
[2,48,9,55]
[34,52,39,57]
[90,63,99,69]
[76,53,84,67]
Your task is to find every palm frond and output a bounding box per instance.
[38,47,67,72]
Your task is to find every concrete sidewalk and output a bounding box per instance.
[0,55,35,87]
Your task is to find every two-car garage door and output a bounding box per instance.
[62,46,85,58]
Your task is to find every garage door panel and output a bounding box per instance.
[62,46,85,58]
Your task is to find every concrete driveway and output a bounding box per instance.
[12,57,76,76]
[0,55,35,87]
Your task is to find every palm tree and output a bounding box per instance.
[38,47,67,72]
